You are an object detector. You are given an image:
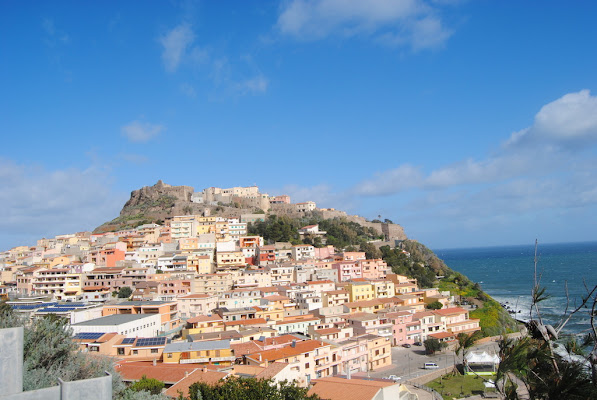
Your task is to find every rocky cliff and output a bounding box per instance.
[120,180,194,217]
[95,181,408,241]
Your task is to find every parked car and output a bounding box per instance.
[414,341,422,346]
[423,362,439,369]
[385,375,401,382]
[402,343,411,348]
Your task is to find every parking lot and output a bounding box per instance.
[363,340,501,382]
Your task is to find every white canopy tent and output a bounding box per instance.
[464,351,500,375]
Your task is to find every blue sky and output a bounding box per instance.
[1,0,597,250]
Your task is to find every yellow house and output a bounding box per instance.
[345,281,375,302]
[196,224,215,235]
[182,315,225,339]
[365,335,392,371]
[216,251,245,268]
[163,339,235,366]
[187,254,214,274]
[370,279,395,299]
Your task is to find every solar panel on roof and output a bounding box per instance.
[74,332,105,340]
[135,337,166,347]
[121,338,136,344]
[11,304,40,310]
[56,303,85,307]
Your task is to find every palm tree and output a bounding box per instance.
[455,331,482,374]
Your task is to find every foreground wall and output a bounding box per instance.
[0,327,112,400]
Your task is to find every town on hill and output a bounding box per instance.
[0,183,516,400]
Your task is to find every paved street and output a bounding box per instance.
[361,340,501,382]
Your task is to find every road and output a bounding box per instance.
[363,340,501,382]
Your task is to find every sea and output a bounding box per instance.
[435,241,597,338]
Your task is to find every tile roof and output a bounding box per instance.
[116,362,197,384]
[246,340,326,363]
[307,377,396,400]
[230,341,262,357]
[164,369,228,398]
[255,362,289,380]
[433,307,468,315]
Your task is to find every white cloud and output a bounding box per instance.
[351,90,597,247]
[0,159,125,250]
[159,23,196,72]
[277,0,453,50]
[119,153,149,165]
[506,90,597,147]
[354,164,423,195]
[121,120,164,143]
[180,82,197,98]
[237,75,269,94]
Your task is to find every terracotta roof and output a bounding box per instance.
[308,377,396,400]
[429,331,455,339]
[255,362,289,380]
[324,290,348,295]
[434,307,468,316]
[263,295,289,301]
[164,369,228,398]
[230,364,265,376]
[246,340,326,363]
[257,334,299,346]
[116,362,197,384]
[230,341,262,357]
[315,328,340,335]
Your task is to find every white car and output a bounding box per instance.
[385,375,401,381]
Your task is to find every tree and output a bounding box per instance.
[426,301,443,310]
[187,377,320,400]
[424,337,446,355]
[491,241,597,399]
[455,331,483,372]
[0,305,167,399]
[359,241,382,259]
[118,286,133,298]
[129,375,165,395]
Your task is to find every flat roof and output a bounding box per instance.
[72,314,156,326]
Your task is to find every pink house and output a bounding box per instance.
[384,311,413,346]
[359,259,390,280]
[332,261,362,282]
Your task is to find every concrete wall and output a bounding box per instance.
[0,326,112,400]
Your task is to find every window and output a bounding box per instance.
[117,348,125,355]
[133,350,138,355]
[151,348,159,354]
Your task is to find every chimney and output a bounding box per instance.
[152,358,157,366]
[259,354,262,361]
[291,340,296,348]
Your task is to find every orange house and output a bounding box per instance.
[103,301,180,333]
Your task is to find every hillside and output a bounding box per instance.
[93,181,518,336]
[93,181,407,244]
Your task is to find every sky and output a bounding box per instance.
[1,0,597,250]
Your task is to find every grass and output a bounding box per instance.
[427,373,497,400]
